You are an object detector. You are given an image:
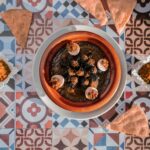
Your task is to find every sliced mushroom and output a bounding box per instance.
[85,87,98,100]
[67,42,80,56]
[50,75,64,90]
[97,58,109,71]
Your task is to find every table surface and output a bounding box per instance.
[0,0,149,150]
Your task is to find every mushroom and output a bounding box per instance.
[70,76,78,86]
[76,68,84,76]
[67,42,80,56]
[82,78,90,86]
[97,58,109,71]
[90,79,99,88]
[50,75,64,90]
[81,54,89,61]
[68,68,75,76]
[71,60,79,68]
[67,87,75,94]
[87,58,95,66]
[85,87,98,100]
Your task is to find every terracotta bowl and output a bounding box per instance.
[39,31,121,113]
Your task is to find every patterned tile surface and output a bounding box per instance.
[16,92,52,128]
[16,14,53,54]
[0,128,15,150]
[89,128,125,150]
[53,113,89,128]
[52,128,88,150]
[16,0,53,19]
[125,17,150,55]
[0,36,15,54]
[15,54,35,92]
[0,91,15,128]
[53,0,88,18]
[125,136,150,150]
[16,129,52,149]
[0,0,16,12]
[0,0,149,150]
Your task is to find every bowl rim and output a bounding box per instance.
[32,25,127,119]
[39,31,121,113]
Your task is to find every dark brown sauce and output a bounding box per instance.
[49,41,111,102]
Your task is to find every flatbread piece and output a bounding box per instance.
[107,0,137,34]
[1,9,32,48]
[75,0,108,26]
[107,105,149,137]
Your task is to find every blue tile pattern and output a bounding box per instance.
[53,0,88,18]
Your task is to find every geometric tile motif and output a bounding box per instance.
[52,128,88,150]
[0,128,15,150]
[0,19,12,36]
[16,129,52,149]
[16,0,53,19]
[0,92,15,128]
[125,16,150,56]
[0,36,16,55]
[16,14,53,54]
[0,0,16,12]
[89,92,125,128]
[89,128,125,150]
[53,0,88,18]
[125,136,150,150]
[0,55,15,92]
[15,54,35,92]
[133,0,150,21]
[16,92,52,128]
[53,113,89,128]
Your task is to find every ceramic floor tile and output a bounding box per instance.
[52,128,88,150]
[125,16,150,56]
[0,36,16,55]
[0,19,12,36]
[0,128,15,150]
[16,128,52,149]
[0,0,16,12]
[16,14,53,54]
[125,136,150,150]
[52,112,89,128]
[89,128,125,150]
[16,92,52,128]
[53,0,89,19]
[16,0,53,19]
[15,54,36,93]
[0,91,15,128]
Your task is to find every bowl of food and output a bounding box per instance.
[39,30,121,112]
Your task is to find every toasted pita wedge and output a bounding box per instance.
[1,9,32,48]
[107,0,137,34]
[107,105,149,137]
[75,0,108,26]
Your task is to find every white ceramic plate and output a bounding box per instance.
[33,25,127,120]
